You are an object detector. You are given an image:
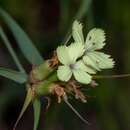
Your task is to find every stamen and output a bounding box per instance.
[84,49,91,55]
[69,64,79,70]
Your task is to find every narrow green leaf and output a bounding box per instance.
[13,88,33,130]
[0,8,43,65]
[0,27,26,73]
[75,0,92,20]
[59,0,70,31]
[33,98,41,130]
[63,0,92,45]
[0,67,27,83]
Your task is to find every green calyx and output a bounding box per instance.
[34,72,58,96]
[28,58,59,96]
[30,60,55,82]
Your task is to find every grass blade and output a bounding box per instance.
[0,27,26,73]
[0,67,27,83]
[0,8,43,65]
[33,98,41,130]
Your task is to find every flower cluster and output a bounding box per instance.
[56,21,114,84]
[0,8,117,129]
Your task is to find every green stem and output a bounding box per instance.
[75,0,92,20]
[93,74,130,79]
[63,95,90,125]
[0,27,26,73]
[63,0,92,45]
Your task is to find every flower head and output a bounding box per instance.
[56,43,95,84]
[72,21,115,71]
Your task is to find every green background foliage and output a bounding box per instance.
[0,0,130,130]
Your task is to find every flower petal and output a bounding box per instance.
[57,46,71,65]
[85,51,115,69]
[85,28,106,51]
[72,20,84,44]
[83,55,100,71]
[68,43,85,63]
[73,69,92,84]
[75,60,96,74]
[57,65,72,81]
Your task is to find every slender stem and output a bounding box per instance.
[63,0,92,45]
[0,27,26,73]
[75,0,92,20]
[63,95,90,125]
[93,74,130,79]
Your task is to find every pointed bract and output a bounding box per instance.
[13,88,33,130]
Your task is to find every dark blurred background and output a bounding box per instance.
[0,0,130,130]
